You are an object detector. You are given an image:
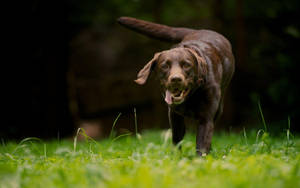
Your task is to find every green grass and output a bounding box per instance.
[0,130,299,188]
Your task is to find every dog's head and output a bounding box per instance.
[135,47,207,105]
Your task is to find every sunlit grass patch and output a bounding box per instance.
[0,130,299,188]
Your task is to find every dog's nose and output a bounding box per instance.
[170,75,183,83]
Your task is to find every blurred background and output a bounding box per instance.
[3,0,300,139]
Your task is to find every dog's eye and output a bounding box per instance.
[182,62,191,69]
[160,63,169,70]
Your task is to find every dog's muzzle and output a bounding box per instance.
[164,77,190,105]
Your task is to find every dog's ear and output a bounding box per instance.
[134,52,161,85]
[185,48,207,84]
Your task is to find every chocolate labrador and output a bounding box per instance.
[118,17,235,156]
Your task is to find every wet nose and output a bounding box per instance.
[170,75,183,83]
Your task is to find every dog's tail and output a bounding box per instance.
[117,17,196,43]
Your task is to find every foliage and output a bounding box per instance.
[0,130,299,188]
[241,0,300,125]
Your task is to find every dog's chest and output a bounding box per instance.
[171,88,208,117]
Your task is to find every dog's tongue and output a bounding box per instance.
[165,90,173,105]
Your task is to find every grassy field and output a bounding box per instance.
[0,129,299,188]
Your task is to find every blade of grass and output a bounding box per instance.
[285,116,294,154]
[44,143,47,158]
[134,108,138,137]
[134,108,142,140]
[13,137,44,154]
[256,129,264,144]
[162,129,172,147]
[287,116,291,142]
[73,127,99,152]
[112,132,132,142]
[258,100,268,132]
[243,127,248,145]
[73,128,81,152]
[109,113,122,140]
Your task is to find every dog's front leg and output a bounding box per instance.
[195,86,221,156]
[168,107,185,146]
[196,120,214,156]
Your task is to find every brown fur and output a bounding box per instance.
[118,17,235,156]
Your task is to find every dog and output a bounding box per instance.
[118,17,235,156]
